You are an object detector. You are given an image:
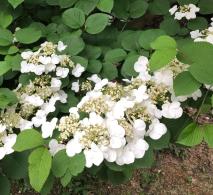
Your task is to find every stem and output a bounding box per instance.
[121,21,128,32]
[195,89,209,122]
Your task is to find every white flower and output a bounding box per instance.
[162,101,183,119]
[102,148,117,162]
[0,124,6,133]
[84,143,104,168]
[39,56,52,65]
[170,4,200,20]
[19,119,33,131]
[33,65,46,75]
[131,85,149,103]
[133,119,146,137]
[134,56,149,73]
[72,64,85,77]
[51,78,62,92]
[69,107,80,118]
[94,78,108,91]
[190,30,202,39]
[87,74,101,83]
[153,69,173,87]
[21,51,34,60]
[31,110,47,127]
[71,80,80,92]
[169,5,178,15]
[41,118,58,138]
[148,120,167,140]
[0,134,17,160]
[24,95,44,107]
[56,67,69,78]
[128,139,149,158]
[191,89,202,101]
[57,41,67,52]
[66,132,83,157]
[57,90,68,103]
[49,139,65,156]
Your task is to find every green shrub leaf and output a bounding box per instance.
[177,123,203,146]
[14,129,44,152]
[15,27,42,44]
[0,28,13,46]
[62,8,85,29]
[85,13,109,34]
[28,147,52,192]
[173,71,201,96]
[97,0,114,13]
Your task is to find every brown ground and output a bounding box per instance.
[94,143,213,195]
[12,143,213,195]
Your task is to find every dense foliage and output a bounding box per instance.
[0,0,213,194]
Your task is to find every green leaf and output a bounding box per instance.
[101,62,118,80]
[85,13,109,34]
[97,0,114,13]
[87,59,102,73]
[8,0,24,8]
[177,123,203,146]
[62,8,85,29]
[160,18,180,36]
[1,151,28,179]
[121,54,139,77]
[62,35,85,55]
[59,0,78,8]
[150,49,177,71]
[5,54,22,71]
[15,27,42,44]
[14,129,44,152]
[198,0,213,14]
[177,0,199,4]
[0,45,19,55]
[0,88,18,108]
[82,45,102,59]
[180,42,213,85]
[0,28,13,46]
[60,170,72,187]
[173,71,201,96]
[68,153,86,176]
[129,0,148,18]
[203,125,213,148]
[0,61,11,76]
[52,150,70,178]
[28,147,52,192]
[149,0,170,15]
[138,29,165,50]
[75,0,99,15]
[40,174,54,195]
[211,95,213,106]
[0,10,13,28]
[121,31,141,51]
[104,48,127,63]
[0,174,10,195]
[151,35,177,50]
[187,17,208,30]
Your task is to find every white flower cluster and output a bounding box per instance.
[0,41,87,159]
[21,41,85,78]
[190,18,213,44]
[53,56,184,168]
[169,4,200,20]
[0,124,17,160]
